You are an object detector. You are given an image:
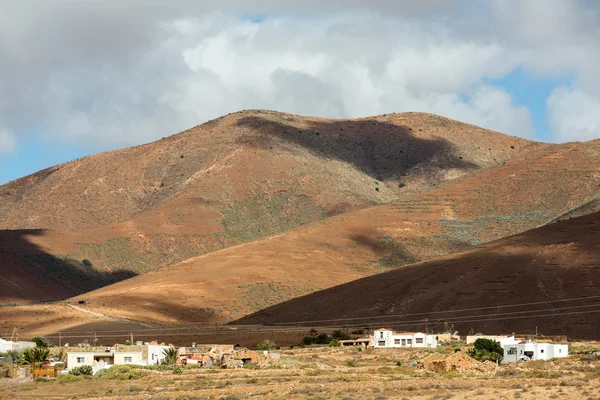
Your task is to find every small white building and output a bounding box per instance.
[67,350,145,374]
[373,329,438,348]
[501,341,568,363]
[147,345,171,365]
[0,338,36,352]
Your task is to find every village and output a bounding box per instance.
[1,327,599,399]
[0,327,588,375]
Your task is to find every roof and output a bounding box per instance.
[375,328,393,331]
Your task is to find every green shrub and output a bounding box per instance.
[346,359,358,367]
[256,340,276,350]
[82,259,93,267]
[301,337,313,346]
[69,365,93,376]
[331,330,351,341]
[94,365,146,380]
[329,340,341,347]
[467,338,504,362]
[173,366,182,375]
[314,333,331,345]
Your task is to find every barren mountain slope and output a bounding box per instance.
[57,140,600,327]
[0,111,538,303]
[235,210,600,340]
[0,110,531,231]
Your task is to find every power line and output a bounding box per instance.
[6,295,598,337]
[268,295,600,325]
[3,295,599,338]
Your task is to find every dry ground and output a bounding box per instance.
[1,347,599,400]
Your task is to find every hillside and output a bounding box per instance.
[0,111,537,303]
[53,139,600,329]
[235,210,600,340]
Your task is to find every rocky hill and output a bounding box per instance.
[0,110,537,303]
[61,139,600,328]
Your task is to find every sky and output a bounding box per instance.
[1,0,600,184]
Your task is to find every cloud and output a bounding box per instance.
[547,86,600,142]
[0,129,16,155]
[0,0,598,155]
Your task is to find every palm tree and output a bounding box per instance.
[161,347,179,365]
[18,347,50,366]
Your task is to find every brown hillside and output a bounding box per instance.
[0,111,537,303]
[50,139,600,329]
[0,110,530,231]
[235,211,600,340]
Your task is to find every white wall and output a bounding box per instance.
[373,331,438,348]
[374,330,394,348]
[502,342,569,363]
[0,339,36,352]
[67,353,95,370]
[148,345,171,365]
[114,352,144,366]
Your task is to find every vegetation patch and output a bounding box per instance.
[376,236,417,268]
[94,365,147,380]
[437,210,548,246]
[221,190,326,242]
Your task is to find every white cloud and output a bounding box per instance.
[0,0,598,155]
[547,86,600,142]
[0,129,16,155]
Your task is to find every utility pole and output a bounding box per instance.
[94,332,97,347]
[59,331,62,347]
[130,332,134,345]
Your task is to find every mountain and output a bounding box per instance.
[60,139,600,328]
[0,110,537,303]
[235,210,600,339]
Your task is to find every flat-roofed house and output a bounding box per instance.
[373,328,438,348]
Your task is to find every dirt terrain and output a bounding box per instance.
[0,110,539,303]
[1,346,599,400]
[236,210,600,339]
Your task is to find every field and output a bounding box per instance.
[1,346,599,400]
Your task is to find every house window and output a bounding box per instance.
[401,339,406,345]
[378,341,386,346]
[416,338,424,344]
[124,357,133,363]
[559,349,561,353]
[407,339,412,345]
[77,357,85,364]
[380,332,384,338]
[540,349,544,353]
[394,339,400,345]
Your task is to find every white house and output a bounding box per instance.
[0,338,36,352]
[501,341,568,363]
[114,351,144,366]
[373,329,438,348]
[67,350,144,374]
[147,345,171,365]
